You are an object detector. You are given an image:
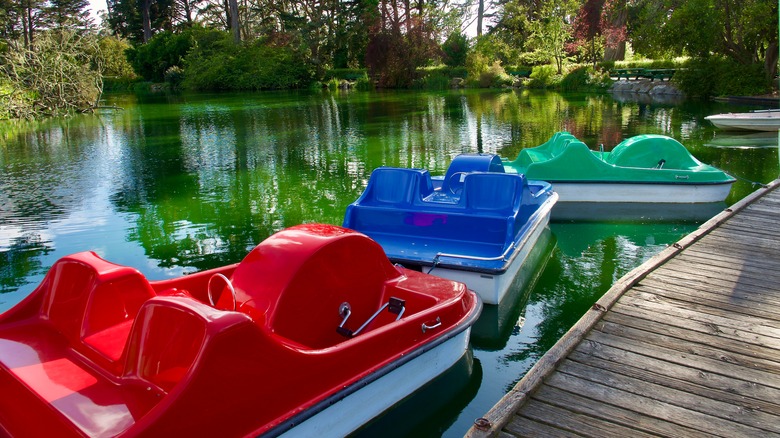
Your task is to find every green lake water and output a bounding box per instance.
[1,89,778,436]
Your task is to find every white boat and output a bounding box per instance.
[705,110,780,131]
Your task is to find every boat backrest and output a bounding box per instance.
[41,252,156,376]
[463,172,524,215]
[441,154,504,194]
[123,296,211,392]
[607,134,700,169]
[267,235,398,349]
[512,132,578,168]
[360,167,434,207]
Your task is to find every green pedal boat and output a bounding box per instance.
[502,132,735,204]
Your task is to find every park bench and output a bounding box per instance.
[611,68,676,81]
[611,68,646,80]
[642,68,675,82]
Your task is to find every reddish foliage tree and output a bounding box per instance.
[569,0,627,63]
[365,17,441,88]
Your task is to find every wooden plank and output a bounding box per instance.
[529,385,709,437]
[569,339,780,416]
[717,215,780,234]
[631,283,780,321]
[556,359,780,434]
[692,230,777,254]
[501,411,585,438]
[513,399,657,438]
[585,327,780,390]
[650,266,780,306]
[642,264,780,304]
[699,232,780,252]
[683,245,780,272]
[610,299,780,352]
[543,371,764,437]
[675,247,780,277]
[618,289,780,335]
[601,309,780,365]
[639,274,780,310]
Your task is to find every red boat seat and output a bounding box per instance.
[123,296,210,392]
[229,225,407,350]
[37,252,156,376]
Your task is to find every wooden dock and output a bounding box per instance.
[466,179,780,438]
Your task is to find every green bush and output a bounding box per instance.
[126,29,201,82]
[527,65,561,89]
[479,62,513,88]
[181,33,314,91]
[164,66,184,87]
[559,66,611,92]
[673,57,770,97]
[442,32,469,67]
[2,29,101,119]
[102,76,142,91]
[355,76,374,91]
[326,78,340,90]
[414,70,451,89]
[98,36,136,79]
[465,52,490,82]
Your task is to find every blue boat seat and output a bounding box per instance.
[463,172,523,214]
[345,170,528,252]
[356,167,433,207]
[441,154,505,194]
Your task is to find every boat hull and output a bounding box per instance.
[547,180,734,204]
[706,113,780,132]
[420,210,550,305]
[277,327,473,437]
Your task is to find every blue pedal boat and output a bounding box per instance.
[343,154,558,305]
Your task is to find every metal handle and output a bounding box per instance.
[422,317,441,333]
[207,273,237,311]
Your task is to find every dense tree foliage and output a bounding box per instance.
[1,0,777,119]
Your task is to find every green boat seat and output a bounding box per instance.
[607,134,701,169]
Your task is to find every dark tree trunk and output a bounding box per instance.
[477,0,483,37]
[141,0,152,42]
[229,0,239,42]
[765,41,778,83]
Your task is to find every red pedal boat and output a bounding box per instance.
[0,224,481,437]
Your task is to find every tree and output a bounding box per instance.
[106,0,174,43]
[47,0,93,29]
[629,0,777,78]
[568,0,627,65]
[526,0,576,73]
[442,31,469,66]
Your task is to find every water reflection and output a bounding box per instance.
[705,131,779,149]
[1,89,778,435]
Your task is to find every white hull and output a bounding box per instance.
[278,329,472,437]
[706,113,780,132]
[426,206,552,305]
[550,181,733,204]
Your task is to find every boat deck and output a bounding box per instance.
[466,179,780,437]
